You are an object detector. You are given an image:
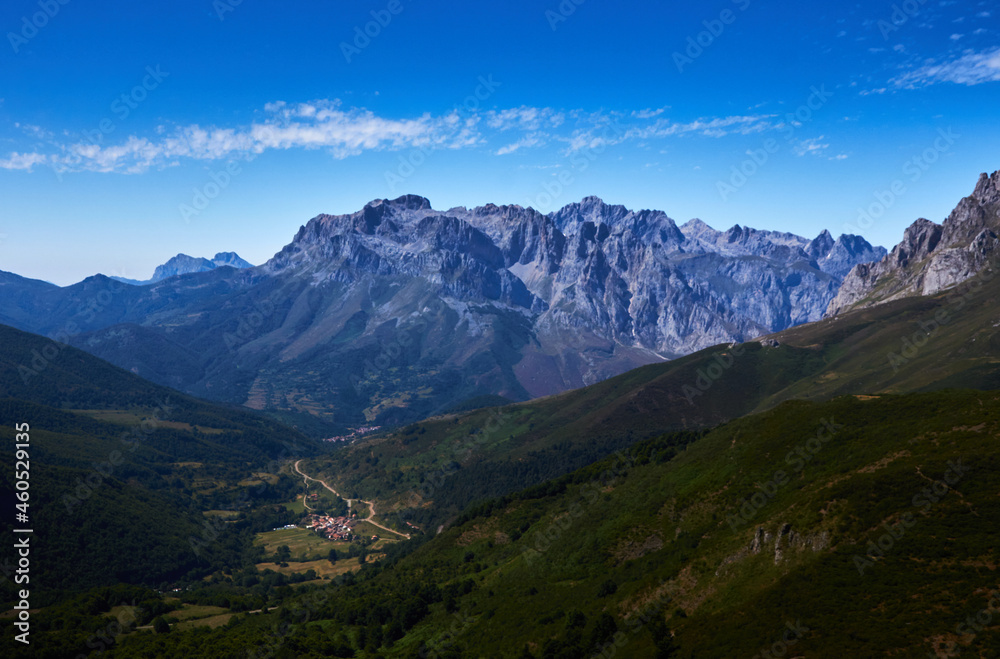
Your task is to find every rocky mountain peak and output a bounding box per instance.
[110,252,253,286]
[725,224,747,242]
[377,194,433,211]
[813,234,888,279]
[211,252,253,269]
[260,193,889,366]
[680,218,717,236]
[973,170,1000,206]
[827,169,1000,316]
[894,218,943,267]
[806,230,835,259]
[548,197,631,235]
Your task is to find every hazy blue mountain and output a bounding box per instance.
[110,251,253,285]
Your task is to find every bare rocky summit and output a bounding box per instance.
[0,195,885,430]
[827,170,1000,316]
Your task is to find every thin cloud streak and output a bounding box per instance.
[0,101,786,174]
[892,47,1000,88]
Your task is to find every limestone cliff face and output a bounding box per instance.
[0,194,888,428]
[266,194,884,359]
[827,170,1000,315]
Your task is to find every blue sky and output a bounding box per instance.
[0,0,998,285]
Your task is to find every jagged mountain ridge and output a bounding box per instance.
[0,196,883,432]
[111,251,253,285]
[827,169,1000,315]
[268,194,883,358]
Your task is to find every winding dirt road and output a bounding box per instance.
[293,460,409,539]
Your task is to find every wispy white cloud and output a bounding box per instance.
[892,47,1000,88]
[14,123,51,140]
[554,113,778,156]
[0,152,47,170]
[626,114,778,140]
[486,106,564,131]
[2,101,477,174]
[0,100,786,174]
[496,133,544,155]
[794,136,830,157]
[632,106,669,119]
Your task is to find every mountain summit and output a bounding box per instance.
[112,252,254,285]
[265,194,884,361]
[0,196,884,431]
[827,170,1000,315]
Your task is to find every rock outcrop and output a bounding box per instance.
[827,170,1000,315]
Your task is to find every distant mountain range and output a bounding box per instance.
[4,172,999,659]
[0,196,885,433]
[111,251,253,285]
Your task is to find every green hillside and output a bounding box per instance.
[35,389,996,657]
[3,270,1000,656]
[0,324,320,606]
[307,265,1000,532]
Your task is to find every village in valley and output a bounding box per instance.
[320,425,382,443]
[303,510,376,543]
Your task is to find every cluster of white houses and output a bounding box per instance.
[321,425,382,443]
[304,513,357,542]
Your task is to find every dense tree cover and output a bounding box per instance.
[0,393,315,607]
[5,387,1000,656]
[4,390,998,656]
